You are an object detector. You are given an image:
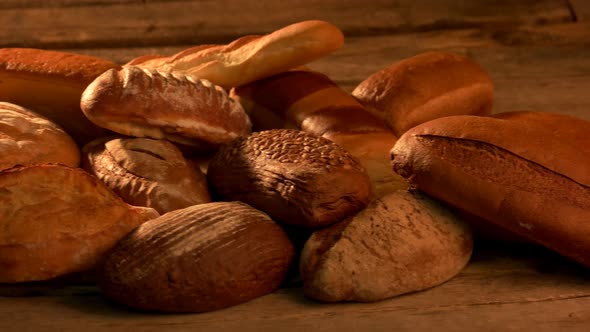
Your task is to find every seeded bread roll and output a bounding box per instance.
[300,190,472,302]
[80,66,251,150]
[391,115,590,267]
[98,202,295,313]
[82,137,211,214]
[0,48,119,144]
[0,164,159,282]
[0,102,80,171]
[207,129,372,228]
[353,52,494,136]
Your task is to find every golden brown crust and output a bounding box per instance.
[82,136,211,214]
[0,102,80,170]
[353,52,494,136]
[391,115,590,267]
[300,190,472,302]
[127,20,344,89]
[207,129,372,228]
[0,48,120,144]
[0,164,159,282]
[80,66,251,148]
[97,202,295,313]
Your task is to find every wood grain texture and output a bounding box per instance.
[0,0,573,48]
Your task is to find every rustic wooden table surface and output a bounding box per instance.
[1,1,590,331]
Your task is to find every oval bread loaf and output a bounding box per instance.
[97,201,295,313]
[353,52,494,137]
[0,164,159,283]
[0,102,80,171]
[207,129,372,228]
[300,190,472,302]
[80,66,251,150]
[82,137,211,214]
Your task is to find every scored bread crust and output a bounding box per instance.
[82,136,211,214]
[80,66,251,147]
[0,102,80,170]
[391,115,590,267]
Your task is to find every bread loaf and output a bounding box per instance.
[231,70,408,197]
[207,129,372,228]
[0,48,119,144]
[391,115,590,267]
[80,66,251,150]
[0,164,159,282]
[300,190,472,302]
[82,137,211,214]
[98,202,295,313]
[353,52,494,137]
[126,20,344,89]
[0,102,80,170]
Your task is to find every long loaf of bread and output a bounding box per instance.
[391,114,590,267]
[126,20,344,89]
[231,70,408,197]
[0,48,120,145]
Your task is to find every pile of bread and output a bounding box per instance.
[0,20,588,313]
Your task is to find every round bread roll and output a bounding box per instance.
[0,102,80,171]
[352,51,494,136]
[207,129,372,228]
[300,190,473,303]
[97,201,295,313]
[82,137,211,214]
[0,164,159,282]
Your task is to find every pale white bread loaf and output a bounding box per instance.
[125,20,344,89]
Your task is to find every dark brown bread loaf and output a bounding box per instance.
[207,129,372,228]
[82,137,211,214]
[97,202,295,313]
[391,115,590,267]
[300,190,473,302]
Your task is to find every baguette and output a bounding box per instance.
[0,48,120,144]
[231,70,408,197]
[391,115,590,267]
[126,20,344,89]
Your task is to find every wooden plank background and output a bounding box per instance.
[1,1,589,331]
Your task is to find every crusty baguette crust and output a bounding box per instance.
[81,66,251,147]
[391,115,590,267]
[127,20,344,89]
[0,48,120,144]
[353,52,494,136]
